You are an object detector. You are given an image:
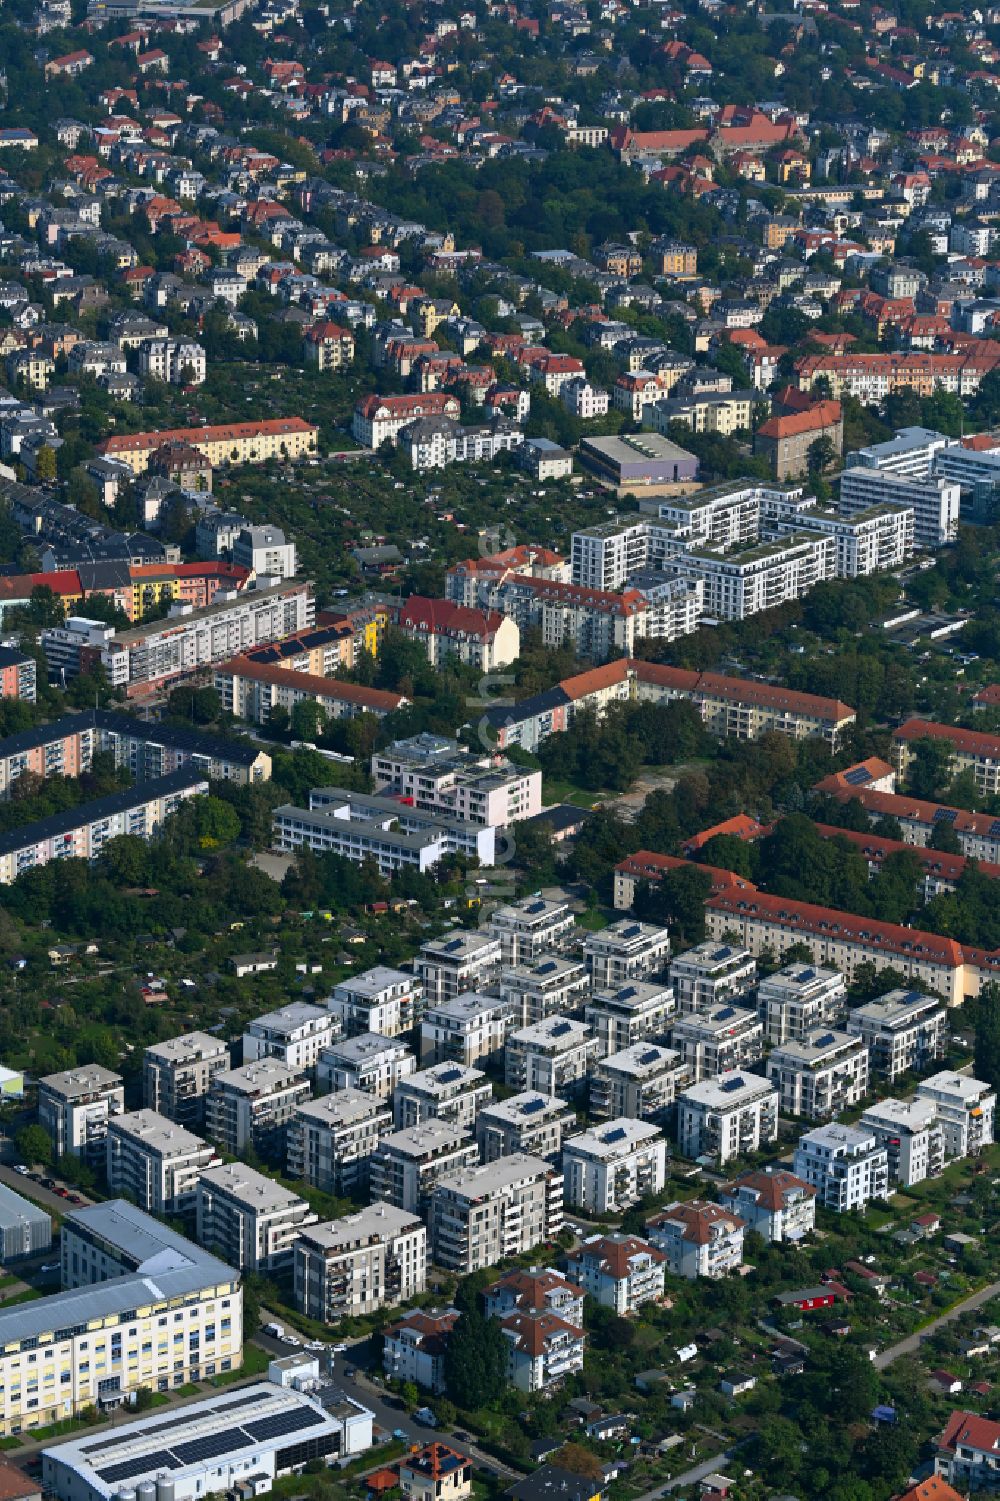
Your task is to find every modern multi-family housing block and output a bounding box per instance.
[677,1071,779,1164]
[286,1090,391,1196]
[415,931,502,1005]
[295,1204,427,1320]
[563,1119,667,1213]
[916,1072,996,1157]
[671,1004,764,1082]
[669,942,757,1014]
[584,981,676,1057]
[383,1308,458,1395]
[718,1166,817,1243]
[242,1003,336,1074]
[419,993,514,1068]
[370,736,542,829]
[756,963,847,1044]
[393,1063,492,1131]
[429,1155,564,1273]
[793,1123,890,1211]
[847,990,947,1080]
[369,1122,479,1215]
[143,1033,230,1130]
[505,1018,598,1097]
[488,898,576,965]
[839,462,959,549]
[38,1066,124,1162]
[499,1308,585,1394]
[105,1111,220,1216]
[272,787,496,874]
[584,920,671,988]
[565,1234,666,1314]
[206,1059,311,1157]
[647,1200,746,1280]
[475,1092,575,1164]
[590,1043,684,1122]
[195,1163,318,1272]
[316,1034,416,1100]
[485,1267,584,1325]
[328,967,422,1038]
[767,1028,870,1120]
[859,1097,946,1187]
[500,956,590,1027]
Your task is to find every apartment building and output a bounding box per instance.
[143,1033,230,1130]
[671,1004,764,1082]
[795,351,1000,405]
[563,1119,667,1213]
[485,1267,584,1324]
[328,967,422,1038]
[206,1059,311,1157]
[137,337,207,385]
[371,736,542,828]
[754,401,843,481]
[415,931,502,1005]
[98,416,319,474]
[393,1063,492,1131]
[893,718,1000,798]
[584,920,672,988]
[499,1308,585,1394]
[718,1166,817,1243]
[935,1410,1000,1492]
[243,1003,336,1074]
[420,993,515,1068]
[847,989,947,1080]
[383,1308,458,1395]
[505,1018,598,1098]
[565,1234,666,1315]
[677,1071,779,1164]
[316,1034,416,1100]
[38,1066,124,1162]
[286,1090,391,1196]
[488,898,576,965]
[429,1155,563,1274]
[647,1200,745,1280]
[475,1092,576,1164]
[500,956,590,1027]
[757,963,847,1044]
[839,464,959,549]
[793,1123,890,1211]
[216,657,405,727]
[584,981,676,1058]
[767,1028,870,1120]
[669,942,757,1015]
[590,1043,684,1122]
[369,1122,479,1215]
[916,1072,996,1157]
[859,1097,946,1186]
[0,647,35,703]
[105,1110,220,1216]
[195,1164,318,1272]
[294,1204,427,1320]
[273,787,495,875]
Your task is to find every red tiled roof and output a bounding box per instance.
[615,850,756,895]
[721,1167,816,1212]
[399,596,505,640]
[812,822,1000,884]
[215,657,405,711]
[500,1310,584,1356]
[647,1200,745,1245]
[756,400,842,439]
[684,814,767,851]
[487,1267,584,1308]
[815,757,894,791]
[893,716,1000,759]
[569,1234,666,1278]
[706,889,966,968]
[99,418,316,455]
[938,1411,1000,1456]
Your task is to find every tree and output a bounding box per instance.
[552,1446,604,1483]
[907,737,954,801]
[975,982,1000,1093]
[442,1306,507,1410]
[807,434,837,475]
[16,1124,52,1166]
[34,445,57,483]
[929,818,962,854]
[290,700,327,743]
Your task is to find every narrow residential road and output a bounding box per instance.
[658,1448,739,1495]
[874,1278,1000,1369]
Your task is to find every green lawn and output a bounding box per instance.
[575,908,615,931]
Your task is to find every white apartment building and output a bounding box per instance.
[669,942,757,1014]
[106,1110,220,1216]
[137,337,207,385]
[286,1089,391,1195]
[767,1028,870,1120]
[500,1309,585,1394]
[680,531,835,622]
[916,1071,997,1157]
[369,1121,479,1215]
[488,898,576,965]
[563,1119,667,1213]
[295,1204,427,1320]
[839,464,960,549]
[793,1122,890,1211]
[243,1003,336,1074]
[38,1066,124,1162]
[232,525,297,580]
[383,1308,457,1395]
[677,1070,779,1165]
[500,955,590,1027]
[718,1166,817,1243]
[584,920,671,988]
[370,737,542,828]
[505,1017,598,1097]
[647,1200,745,1280]
[195,1163,318,1272]
[316,1033,416,1100]
[393,1063,493,1131]
[415,931,502,1005]
[561,378,610,419]
[429,1154,563,1273]
[328,967,423,1038]
[584,980,676,1057]
[671,1004,764,1082]
[757,963,848,1044]
[475,1091,575,1164]
[859,1097,946,1186]
[420,992,515,1068]
[847,989,947,1080]
[206,1059,311,1157]
[590,1043,684,1122]
[143,1033,230,1130]
[565,1233,666,1315]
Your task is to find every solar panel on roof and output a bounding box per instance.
[990,819,1000,838]
[98,1451,177,1484]
[844,767,871,784]
[605,1126,627,1142]
[538,961,557,975]
[716,1006,736,1020]
[438,1067,463,1082]
[172,1432,250,1466]
[638,1049,660,1065]
[522,1097,546,1114]
[934,807,958,822]
[244,1409,324,1443]
[719,1076,745,1092]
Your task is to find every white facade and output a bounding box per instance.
[393,1063,492,1130]
[916,1071,997,1157]
[590,1043,683,1121]
[647,1200,745,1280]
[369,1121,480,1214]
[137,337,207,385]
[584,920,671,988]
[286,1089,391,1195]
[206,1059,311,1156]
[195,1163,317,1271]
[563,1118,667,1213]
[793,1122,891,1211]
[316,1033,416,1099]
[38,1066,124,1161]
[415,930,502,1004]
[143,1033,230,1130]
[429,1154,563,1273]
[475,1092,575,1163]
[489,897,576,965]
[846,989,947,1080]
[565,1234,666,1314]
[757,963,847,1044]
[859,1097,946,1186]
[839,464,960,549]
[505,1017,598,1097]
[295,1203,427,1319]
[500,955,590,1026]
[329,967,422,1038]
[106,1110,220,1215]
[419,992,514,1067]
[671,1004,764,1082]
[243,1002,336,1073]
[718,1166,817,1243]
[767,1027,870,1120]
[669,942,757,1014]
[677,1070,779,1164]
[584,981,676,1057]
